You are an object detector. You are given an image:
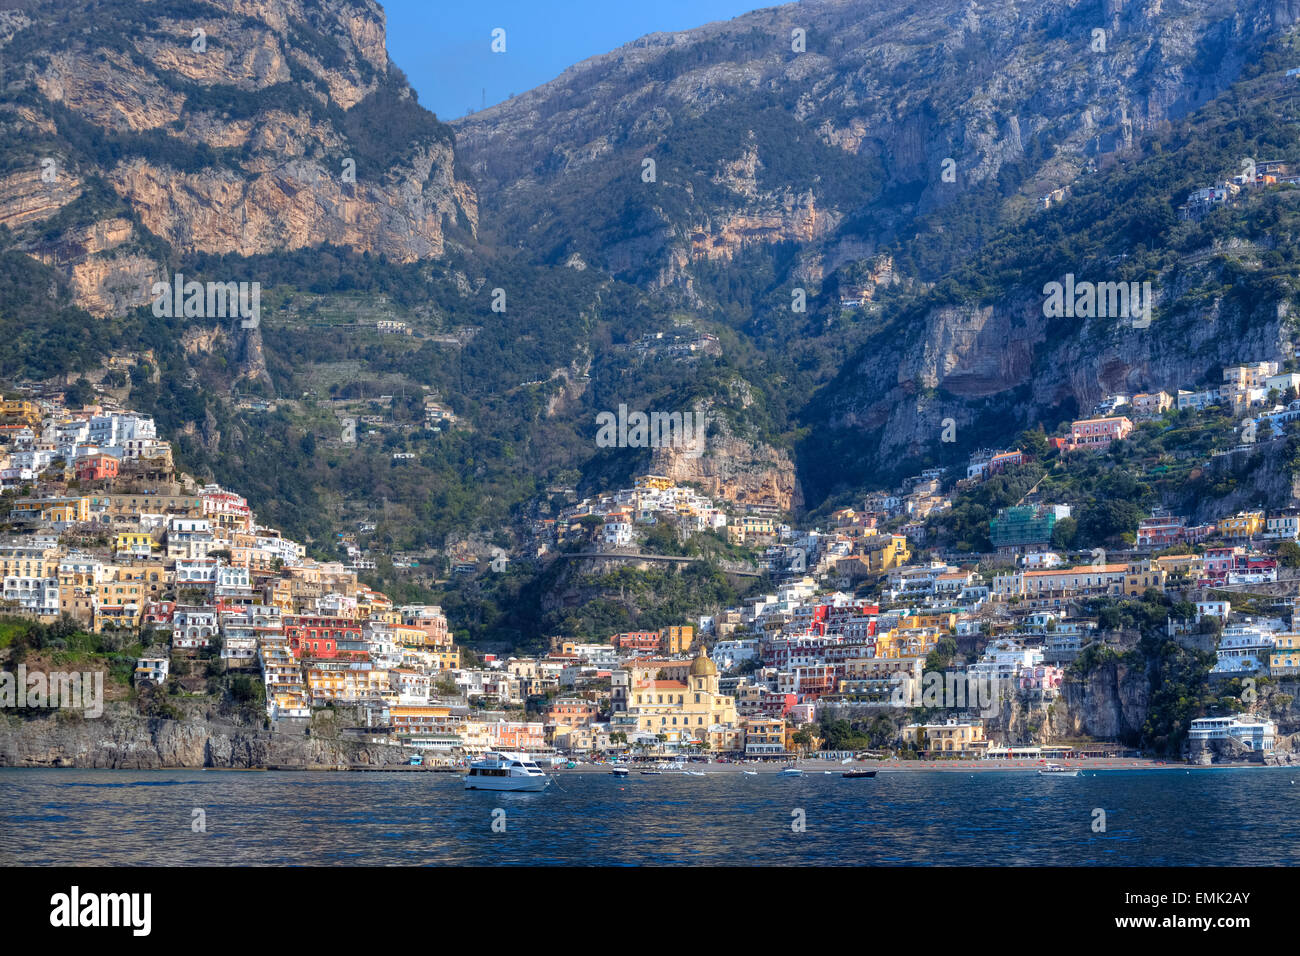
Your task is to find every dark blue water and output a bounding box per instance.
[2,767,1295,865]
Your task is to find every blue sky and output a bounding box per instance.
[381,0,769,121]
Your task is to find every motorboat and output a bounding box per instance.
[610,766,630,777]
[779,767,804,777]
[463,751,551,791]
[1037,763,1080,776]
[842,769,877,778]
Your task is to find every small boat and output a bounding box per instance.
[610,767,630,777]
[842,769,877,778]
[779,767,804,777]
[463,751,551,791]
[640,770,662,775]
[1037,763,1080,777]
[684,770,706,777]
[742,770,758,776]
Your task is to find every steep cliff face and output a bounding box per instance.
[0,0,476,316]
[651,412,801,512]
[1055,661,1151,740]
[984,659,1149,746]
[454,0,1287,297]
[824,254,1298,462]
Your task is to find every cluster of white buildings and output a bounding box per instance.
[559,475,730,546]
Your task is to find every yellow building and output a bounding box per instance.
[902,720,988,754]
[901,611,957,631]
[430,647,461,671]
[305,661,392,703]
[1154,553,1203,580]
[458,720,494,756]
[1218,511,1265,539]
[263,578,294,612]
[1271,634,1300,676]
[112,562,167,601]
[634,474,674,491]
[858,533,911,574]
[12,496,91,524]
[0,545,59,580]
[98,574,145,613]
[660,625,694,655]
[0,400,41,427]
[388,705,460,740]
[95,603,142,632]
[627,646,736,741]
[873,627,941,659]
[114,531,157,558]
[1123,560,1167,597]
[728,514,777,545]
[742,717,787,756]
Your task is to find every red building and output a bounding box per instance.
[143,601,176,626]
[75,453,119,482]
[612,631,660,652]
[285,615,363,659]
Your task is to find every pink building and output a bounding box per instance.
[1136,511,1214,549]
[1019,665,1064,695]
[1068,416,1133,450]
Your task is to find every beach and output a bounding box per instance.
[550,755,1243,774]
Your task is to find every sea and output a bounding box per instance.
[1,766,1295,866]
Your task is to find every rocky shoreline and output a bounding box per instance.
[0,707,1284,773]
[0,709,413,771]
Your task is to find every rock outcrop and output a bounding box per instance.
[0,705,410,770]
[0,0,476,316]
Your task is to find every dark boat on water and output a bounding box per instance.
[842,769,877,778]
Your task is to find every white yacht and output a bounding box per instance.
[463,752,551,791]
[1037,762,1080,777]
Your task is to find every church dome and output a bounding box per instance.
[689,648,717,677]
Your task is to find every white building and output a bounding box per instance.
[1265,514,1300,540]
[602,521,633,546]
[968,640,1043,681]
[134,657,170,686]
[1196,600,1231,621]
[1188,715,1276,753]
[172,607,219,648]
[2,575,59,616]
[1212,624,1275,674]
[712,639,759,670]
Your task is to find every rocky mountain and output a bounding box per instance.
[450,0,1300,507]
[7,0,1300,574]
[0,0,476,317]
[454,0,1288,296]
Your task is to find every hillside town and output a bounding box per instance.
[2,346,1298,768]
